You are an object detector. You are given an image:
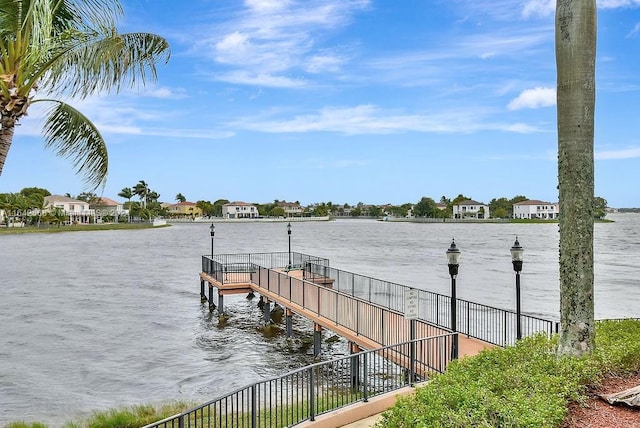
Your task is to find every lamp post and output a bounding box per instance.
[209,223,215,257]
[510,237,524,340]
[446,239,461,359]
[287,222,292,268]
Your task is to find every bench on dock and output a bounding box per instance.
[284,263,306,272]
[222,263,257,274]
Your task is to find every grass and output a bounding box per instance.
[4,390,364,428]
[377,319,640,428]
[0,223,168,235]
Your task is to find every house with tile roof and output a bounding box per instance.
[166,201,203,219]
[222,201,259,219]
[513,200,559,219]
[452,199,490,219]
[277,201,303,217]
[92,197,128,222]
[44,195,93,224]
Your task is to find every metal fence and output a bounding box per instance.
[201,253,329,285]
[252,266,445,348]
[304,263,557,347]
[143,334,454,428]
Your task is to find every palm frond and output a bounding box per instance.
[36,98,108,190]
[45,30,170,97]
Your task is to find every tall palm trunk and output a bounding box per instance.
[0,114,18,176]
[556,0,596,356]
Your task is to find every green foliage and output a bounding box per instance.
[592,319,640,374]
[489,195,528,219]
[5,423,47,428]
[593,196,607,220]
[413,197,437,217]
[378,320,640,428]
[19,187,51,198]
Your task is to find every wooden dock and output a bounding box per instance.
[199,265,493,367]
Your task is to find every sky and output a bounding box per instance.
[1,0,640,208]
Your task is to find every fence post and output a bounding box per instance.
[178,414,184,428]
[251,385,257,428]
[309,367,316,421]
[410,319,416,386]
[503,311,508,346]
[363,353,369,402]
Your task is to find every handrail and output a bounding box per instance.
[142,334,455,428]
[201,253,558,346]
[303,262,558,347]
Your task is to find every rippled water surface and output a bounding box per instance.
[1,214,638,424]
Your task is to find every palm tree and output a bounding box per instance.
[556,0,596,356]
[118,186,133,222]
[133,180,149,208]
[28,192,45,227]
[0,0,170,189]
[175,193,186,203]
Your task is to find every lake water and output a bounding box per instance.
[1,213,639,425]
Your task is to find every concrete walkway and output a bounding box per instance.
[340,412,385,427]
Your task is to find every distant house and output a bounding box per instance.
[222,201,259,219]
[452,200,490,219]
[513,200,559,219]
[166,201,203,218]
[277,201,303,217]
[44,195,93,224]
[92,197,128,222]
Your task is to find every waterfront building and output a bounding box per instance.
[222,201,260,219]
[44,195,94,224]
[452,200,490,219]
[512,200,559,219]
[166,201,203,219]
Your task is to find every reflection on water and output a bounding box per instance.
[1,213,639,424]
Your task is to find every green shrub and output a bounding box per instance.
[378,319,640,428]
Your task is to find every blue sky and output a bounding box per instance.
[1,0,640,207]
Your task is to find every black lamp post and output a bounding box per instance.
[209,223,215,257]
[287,222,292,268]
[446,239,461,359]
[510,237,524,340]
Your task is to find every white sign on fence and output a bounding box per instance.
[405,288,419,320]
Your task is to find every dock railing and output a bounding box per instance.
[202,252,329,285]
[304,263,557,347]
[143,333,454,428]
[253,266,444,347]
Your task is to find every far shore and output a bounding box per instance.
[0,222,169,235]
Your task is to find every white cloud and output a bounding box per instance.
[305,54,345,73]
[244,0,290,13]
[599,0,640,8]
[627,22,640,37]
[214,71,307,88]
[229,104,544,135]
[523,0,640,18]
[522,0,555,18]
[193,0,370,86]
[508,87,556,110]
[143,87,187,99]
[596,147,640,160]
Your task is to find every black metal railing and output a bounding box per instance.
[304,263,557,347]
[143,334,454,428]
[201,253,329,285]
[252,266,445,348]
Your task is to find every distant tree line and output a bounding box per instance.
[0,185,611,225]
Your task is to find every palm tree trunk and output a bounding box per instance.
[556,0,596,356]
[0,114,18,176]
